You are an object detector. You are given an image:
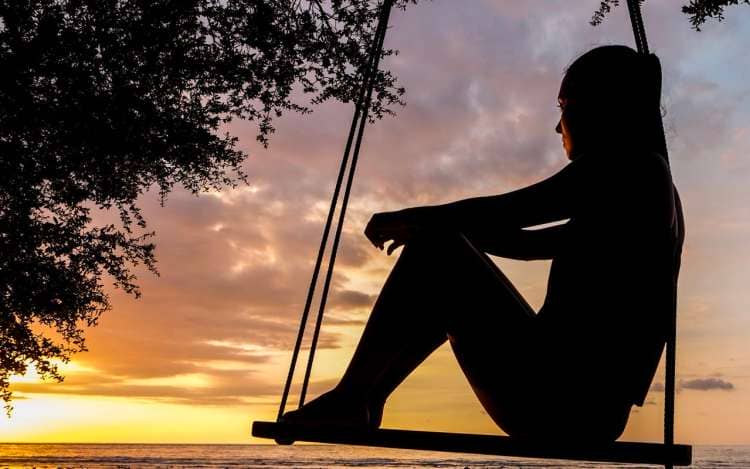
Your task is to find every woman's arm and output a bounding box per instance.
[366,156,594,253]
[426,157,589,232]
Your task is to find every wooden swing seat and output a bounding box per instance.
[252,421,692,466]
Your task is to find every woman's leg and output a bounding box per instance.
[282,232,537,428]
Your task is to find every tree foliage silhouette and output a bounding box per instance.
[592,0,750,29]
[681,0,750,29]
[0,0,415,413]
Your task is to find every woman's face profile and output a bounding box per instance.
[556,72,591,162]
[555,96,575,160]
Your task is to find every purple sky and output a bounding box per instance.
[5,0,750,444]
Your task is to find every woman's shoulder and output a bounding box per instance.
[633,151,675,195]
[586,148,673,185]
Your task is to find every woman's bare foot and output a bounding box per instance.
[280,388,380,428]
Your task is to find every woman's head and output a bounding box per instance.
[556,45,664,160]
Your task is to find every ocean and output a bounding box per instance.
[0,444,747,468]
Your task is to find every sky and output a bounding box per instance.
[2,0,750,445]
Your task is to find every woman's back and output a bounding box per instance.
[538,148,684,407]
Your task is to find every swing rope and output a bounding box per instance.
[626,2,678,467]
[627,0,650,54]
[276,0,394,421]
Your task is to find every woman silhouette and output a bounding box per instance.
[282,45,685,442]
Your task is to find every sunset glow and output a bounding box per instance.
[4,0,750,446]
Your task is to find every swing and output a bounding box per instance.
[251,1,693,467]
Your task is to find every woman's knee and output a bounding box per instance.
[408,230,466,246]
[397,232,493,285]
[403,231,476,259]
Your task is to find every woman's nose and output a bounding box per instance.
[555,119,562,134]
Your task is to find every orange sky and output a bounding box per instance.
[3,0,750,445]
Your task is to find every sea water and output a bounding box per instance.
[0,443,747,468]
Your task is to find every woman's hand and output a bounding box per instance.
[365,210,420,255]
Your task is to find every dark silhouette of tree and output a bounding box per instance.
[0,0,415,413]
[681,0,750,28]
[592,0,749,29]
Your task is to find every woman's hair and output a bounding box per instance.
[561,45,666,157]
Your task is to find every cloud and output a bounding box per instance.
[680,378,735,391]
[11,369,343,407]
[331,289,377,310]
[650,378,736,393]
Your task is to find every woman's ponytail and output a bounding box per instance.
[643,53,668,160]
